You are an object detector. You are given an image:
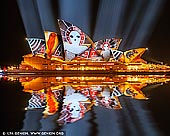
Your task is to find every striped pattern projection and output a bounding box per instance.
[111,86,122,97]
[27,92,46,109]
[111,50,123,61]
[26,38,46,55]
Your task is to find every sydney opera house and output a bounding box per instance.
[4,19,170,74]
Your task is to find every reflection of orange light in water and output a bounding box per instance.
[118,83,148,100]
[43,89,59,116]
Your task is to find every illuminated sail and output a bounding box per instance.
[26,38,45,55]
[94,38,122,61]
[110,50,124,61]
[123,48,147,63]
[79,47,100,59]
[58,19,93,61]
[52,44,63,59]
[44,31,62,58]
[95,38,122,51]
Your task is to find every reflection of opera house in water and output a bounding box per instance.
[5,19,170,73]
[5,75,170,125]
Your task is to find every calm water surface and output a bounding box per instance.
[1,75,170,136]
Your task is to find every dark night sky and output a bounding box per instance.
[1,0,170,66]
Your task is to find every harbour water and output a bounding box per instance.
[1,75,170,136]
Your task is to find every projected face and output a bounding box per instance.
[69,102,81,118]
[102,43,110,51]
[66,26,85,46]
[69,31,81,46]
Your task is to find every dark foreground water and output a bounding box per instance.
[0,75,170,136]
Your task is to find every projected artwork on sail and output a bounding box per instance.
[79,47,100,60]
[58,19,93,61]
[123,48,147,63]
[94,38,122,61]
[44,31,63,59]
[95,38,122,51]
[26,38,46,55]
